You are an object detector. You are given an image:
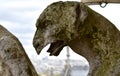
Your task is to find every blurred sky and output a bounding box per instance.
[0,0,120,62]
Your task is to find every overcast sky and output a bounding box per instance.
[0,0,120,62]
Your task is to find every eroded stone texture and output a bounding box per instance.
[0,25,38,76]
[0,56,12,76]
[33,1,120,76]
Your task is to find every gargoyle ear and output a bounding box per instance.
[76,3,88,23]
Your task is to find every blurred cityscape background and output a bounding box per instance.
[31,47,89,76]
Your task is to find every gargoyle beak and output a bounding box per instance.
[33,39,66,56]
[33,40,44,54]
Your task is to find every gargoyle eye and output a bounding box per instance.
[37,20,52,29]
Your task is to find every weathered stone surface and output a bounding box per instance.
[0,56,12,76]
[33,1,120,76]
[0,25,38,76]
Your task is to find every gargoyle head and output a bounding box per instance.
[33,1,87,56]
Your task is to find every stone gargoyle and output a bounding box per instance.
[0,25,38,76]
[33,1,120,76]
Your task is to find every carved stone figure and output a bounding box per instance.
[0,25,38,76]
[33,1,120,76]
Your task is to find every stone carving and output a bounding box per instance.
[33,1,120,76]
[0,25,38,76]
